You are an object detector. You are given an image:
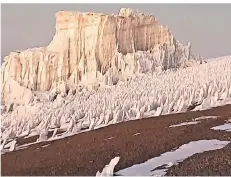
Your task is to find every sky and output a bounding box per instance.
[1,3,231,59]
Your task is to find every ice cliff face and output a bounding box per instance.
[1,8,201,104]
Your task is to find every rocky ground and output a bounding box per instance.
[1,104,231,176]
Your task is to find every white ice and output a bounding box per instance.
[1,56,231,152]
[211,123,231,132]
[116,139,230,176]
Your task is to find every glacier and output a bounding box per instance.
[1,55,231,153]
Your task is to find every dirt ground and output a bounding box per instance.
[1,104,231,176]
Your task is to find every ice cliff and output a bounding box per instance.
[1,8,202,104]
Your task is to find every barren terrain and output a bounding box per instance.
[2,104,231,176]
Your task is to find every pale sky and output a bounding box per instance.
[1,4,231,59]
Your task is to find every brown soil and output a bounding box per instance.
[1,104,231,176]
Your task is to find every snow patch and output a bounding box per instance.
[42,144,51,148]
[194,116,218,121]
[116,139,230,176]
[169,121,199,128]
[96,156,120,176]
[211,123,231,132]
[133,132,141,136]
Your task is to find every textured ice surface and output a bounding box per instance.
[1,56,231,152]
[116,140,230,176]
